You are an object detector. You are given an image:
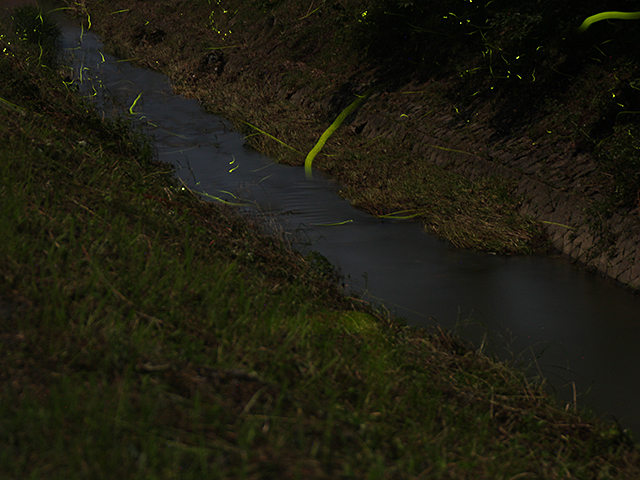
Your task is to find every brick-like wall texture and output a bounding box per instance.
[217,54,640,291]
[349,92,640,291]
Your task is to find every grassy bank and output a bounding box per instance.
[2,4,640,479]
[68,0,556,255]
[73,0,640,257]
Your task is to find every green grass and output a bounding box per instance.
[79,0,640,255]
[1,5,640,479]
[74,0,552,255]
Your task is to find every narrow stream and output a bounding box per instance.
[52,15,640,434]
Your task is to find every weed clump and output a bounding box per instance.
[11,5,62,68]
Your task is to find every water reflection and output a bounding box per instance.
[54,15,640,434]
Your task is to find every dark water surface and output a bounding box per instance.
[50,14,640,433]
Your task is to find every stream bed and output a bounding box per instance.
[55,16,640,434]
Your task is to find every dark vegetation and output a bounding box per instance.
[10,4,62,67]
[350,0,640,212]
[2,2,640,478]
[246,0,640,214]
[75,0,640,254]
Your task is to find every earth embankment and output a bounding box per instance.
[73,0,640,289]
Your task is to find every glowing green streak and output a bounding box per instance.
[216,190,240,198]
[205,45,241,50]
[228,155,238,173]
[159,131,189,141]
[194,190,255,207]
[202,195,247,206]
[423,143,474,156]
[242,121,301,153]
[48,7,69,14]
[309,220,354,226]
[251,163,273,173]
[0,97,24,112]
[36,41,43,66]
[79,65,89,83]
[305,88,373,179]
[616,111,640,123]
[578,11,640,32]
[257,174,274,184]
[375,209,424,220]
[129,92,143,114]
[299,3,324,20]
[540,220,576,230]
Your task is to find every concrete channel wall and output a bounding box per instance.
[350,96,640,291]
[221,54,640,290]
